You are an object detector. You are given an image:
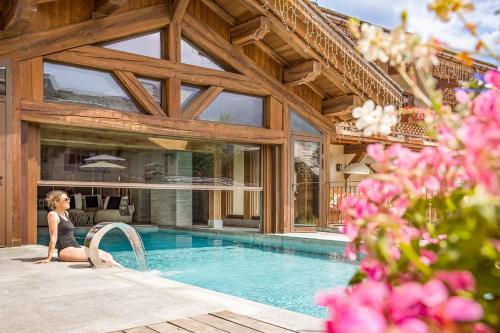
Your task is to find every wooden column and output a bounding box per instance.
[21,122,40,245]
[320,132,331,228]
[165,16,182,118]
[262,96,290,234]
[208,149,222,227]
[0,97,6,247]
[5,61,22,246]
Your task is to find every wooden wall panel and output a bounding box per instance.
[187,0,230,40]
[292,84,322,112]
[116,0,165,12]
[0,100,6,247]
[242,44,282,81]
[31,0,94,32]
[7,62,22,246]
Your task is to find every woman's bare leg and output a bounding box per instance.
[59,247,121,267]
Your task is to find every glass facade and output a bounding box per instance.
[181,84,203,110]
[43,62,142,113]
[0,66,5,96]
[102,31,162,59]
[41,138,261,187]
[197,91,264,127]
[293,140,321,227]
[291,109,321,135]
[181,38,225,71]
[38,129,262,228]
[138,77,162,106]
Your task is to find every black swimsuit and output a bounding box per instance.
[55,212,81,253]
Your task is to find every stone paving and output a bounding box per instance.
[0,245,323,333]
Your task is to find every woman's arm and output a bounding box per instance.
[35,212,58,264]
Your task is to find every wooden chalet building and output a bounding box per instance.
[0,0,495,247]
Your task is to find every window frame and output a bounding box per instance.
[100,30,165,59]
[42,60,144,114]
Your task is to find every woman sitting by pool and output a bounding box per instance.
[35,190,119,266]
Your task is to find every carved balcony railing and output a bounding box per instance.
[335,121,437,147]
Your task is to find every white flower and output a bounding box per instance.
[358,24,390,63]
[352,100,398,136]
[356,23,439,69]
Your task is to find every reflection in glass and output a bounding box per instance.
[0,66,5,96]
[40,130,261,188]
[138,77,162,106]
[197,91,264,127]
[102,31,162,59]
[43,62,141,113]
[181,84,203,110]
[291,109,321,135]
[181,38,225,71]
[293,140,320,227]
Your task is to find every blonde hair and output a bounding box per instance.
[46,190,68,210]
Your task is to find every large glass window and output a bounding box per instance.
[138,77,162,106]
[197,91,264,127]
[181,84,203,110]
[40,129,261,188]
[0,66,5,96]
[290,109,321,135]
[293,140,321,227]
[43,62,142,113]
[102,31,162,59]
[181,38,225,71]
[38,129,262,229]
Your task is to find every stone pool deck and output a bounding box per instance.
[0,245,324,333]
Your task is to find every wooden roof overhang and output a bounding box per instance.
[1,0,411,143]
[320,6,497,82]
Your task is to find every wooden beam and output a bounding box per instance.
[199,0,237,26]
[0,0,36,39]
[45,46,267,95]
[0,3,170,58]
[94,0,127,17]
[283,60,321,86]
[21,100,286,144]
[230,16,270,46]
[237,0,353,95]
[171,0,189,23]
[305,82,327,99]
[182,13,333,133]
[253,40,288,65]
[344,144,368,154]
[322,94,362,115]
[181,86,223,120]
[113,70,166,117]
[36,0,59,4]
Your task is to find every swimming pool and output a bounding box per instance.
[37,227,356,318]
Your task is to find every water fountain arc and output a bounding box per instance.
[84,222,148,271]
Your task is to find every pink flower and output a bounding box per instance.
[332,305,387,333]
[484,69,500,90]
[392,318,428,333]
[473,323,494,333]
[443,297,484,322]
[434,270,476,292]
[421,279,448,307]
[419,249,437,265]
[455,89,470,103]
[389,282,425,322]
[360,258,387,280]
[367,143,387,164]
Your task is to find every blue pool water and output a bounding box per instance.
[37,227,356,318]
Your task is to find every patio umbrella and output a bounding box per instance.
[84,154,126,162]
[80,161,126,182]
